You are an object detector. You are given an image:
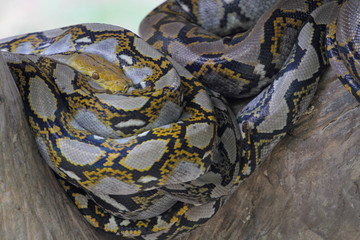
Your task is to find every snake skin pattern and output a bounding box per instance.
[326,0,360,102]
[0,0,358,239]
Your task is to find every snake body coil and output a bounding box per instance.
[0,0,358,239]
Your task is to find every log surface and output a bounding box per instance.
[0,49,359,240]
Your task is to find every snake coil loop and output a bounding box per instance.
[0,0,359,239]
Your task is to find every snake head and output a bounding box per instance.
[68,53,133,93]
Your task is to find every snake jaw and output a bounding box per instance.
[68,52,133,93]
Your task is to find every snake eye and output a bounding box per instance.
[92,72,100,80]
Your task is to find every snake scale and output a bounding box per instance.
[0,0,359,239]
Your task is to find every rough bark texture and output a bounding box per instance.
[0,49,359,240]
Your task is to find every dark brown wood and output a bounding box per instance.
[0,50,359,240]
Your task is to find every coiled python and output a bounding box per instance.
[0,0,358,239]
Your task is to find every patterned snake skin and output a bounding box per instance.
[0,0,358,239]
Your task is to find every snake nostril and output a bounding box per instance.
[92,72,100,80]
[223,36,232,44]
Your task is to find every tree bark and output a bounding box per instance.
[0,49,359,240]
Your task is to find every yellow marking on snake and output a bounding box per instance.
[68,53,132,93]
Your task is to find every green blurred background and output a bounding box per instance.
[0,0,164,39]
